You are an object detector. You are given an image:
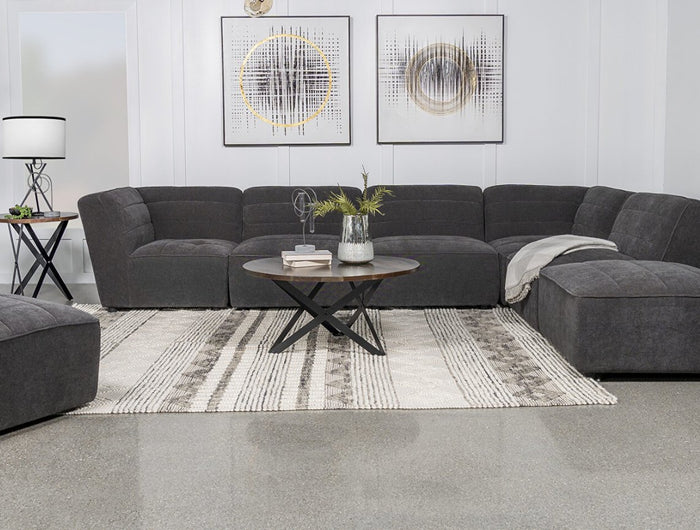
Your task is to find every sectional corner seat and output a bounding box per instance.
[78,184,700,375]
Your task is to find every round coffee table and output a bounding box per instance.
[243,256,420,356]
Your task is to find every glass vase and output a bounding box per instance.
[338,214,374,264]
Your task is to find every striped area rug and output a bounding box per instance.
[69,305,616,413]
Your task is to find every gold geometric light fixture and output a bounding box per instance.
[244,0,273,17]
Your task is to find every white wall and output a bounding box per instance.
[0,0,693,286]
[664,0,700,200]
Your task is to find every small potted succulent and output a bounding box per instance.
[6,205,33,219]
[314,167,393,264]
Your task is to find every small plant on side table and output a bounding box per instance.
[5,205,33,219]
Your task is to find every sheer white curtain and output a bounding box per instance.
[19,11,129,213]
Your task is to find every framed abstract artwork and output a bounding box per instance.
[221,16,351,146]
[376,14,504,144]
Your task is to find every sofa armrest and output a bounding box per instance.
[78,187,155,307]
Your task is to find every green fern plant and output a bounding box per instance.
[314,167,393,217]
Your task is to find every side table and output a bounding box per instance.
[0,212,78,300]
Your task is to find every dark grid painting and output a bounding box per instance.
[377,15,503,144]
[222,16,350,145]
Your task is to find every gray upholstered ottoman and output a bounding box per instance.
[0,295,100,431]
[538,260,700,374]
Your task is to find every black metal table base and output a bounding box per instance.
[7,221,73,300]
[270,279,385,356]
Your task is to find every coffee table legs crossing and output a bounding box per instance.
[270,279,385,356]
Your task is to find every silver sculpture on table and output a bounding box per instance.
[291,188,317,253]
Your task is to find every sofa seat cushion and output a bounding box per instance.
[0,296,100,431]
[131,238,237,258]
[126,239,237,308]
[538,260,700,374]
[371,235,499,306]
[231,234,339,257]
[542,260,700,298]
[491,236,633,328]
[374,234,492,255]
[229,234,341,308]
[0,295,97,340]
[489,235,550,258]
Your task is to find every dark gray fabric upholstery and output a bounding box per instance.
[242,186,361,239]
[490,235,632,328]
[0,296,100,431]
[229,234,344,307]
[128,239,237,308]
[663,198,700,268]
[571,186,633,238]
[78,187,154,308]
[367,185,484,239]
[539,261,700,374]
[372,235,499,306]
[484,185,587,241]
[138,186,243,242]
[609,192,690,260]
[489,235,547,257]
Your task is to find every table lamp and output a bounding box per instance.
[2,116,66,217]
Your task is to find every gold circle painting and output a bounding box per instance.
[239,33,333,128]
[405,43,477,115]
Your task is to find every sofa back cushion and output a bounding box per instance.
[138,186,243,242]
[483,185,587,242]
[367,185,484,239]
[242,186,361,239]
[571,186,632,239]
[609,192,690,260]
[661,198,700,268]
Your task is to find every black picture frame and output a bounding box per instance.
[221,16,351,147]
[376,14,504,144]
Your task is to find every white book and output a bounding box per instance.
[281,250,332,261]
[282,258,332,268]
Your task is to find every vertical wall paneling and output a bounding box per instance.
[482,145,497,189]
[664,0,700,199]
[277,147,290,185]
[171,0,187,185]
[136,0,174,186]
[583,0,601,187]
[126,1,142,187]
[598,0,657,191]
[379,146,394,186]
[496,0,589,186]
[651,0,668,193]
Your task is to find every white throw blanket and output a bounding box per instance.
[505,234,618,304]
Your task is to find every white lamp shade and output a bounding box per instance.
[2,116,66,159]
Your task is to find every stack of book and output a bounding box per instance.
[281,250,332,268]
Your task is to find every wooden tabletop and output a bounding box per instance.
[243,255,420,282]
[0,212,78,224]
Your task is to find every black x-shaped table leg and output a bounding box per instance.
[8,221,73,300]
[270,279,385,355]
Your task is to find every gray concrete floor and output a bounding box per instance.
[1,284,699,529]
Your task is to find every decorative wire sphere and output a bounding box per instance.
[26,168,54,211]
[244,0,273,17]
[291,188,317,252]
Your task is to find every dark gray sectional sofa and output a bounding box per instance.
[78,184,700,375]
